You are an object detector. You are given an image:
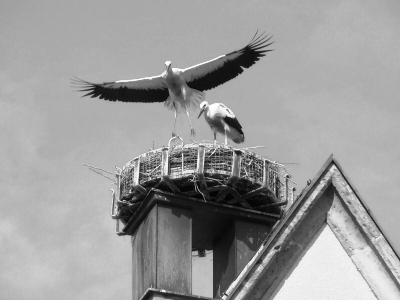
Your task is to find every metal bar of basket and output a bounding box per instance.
[161,146,181,194]
[161,147,169,176]
[196,145,210,200]
[285,174,290,202]
[130,158,147,195]
[111,189,117,219]
[116,172,121,198]
[227,149,242,187]
[263,160,270,188]
[111,173,121,218]
[197,145,205,174]
[132,158,140,186]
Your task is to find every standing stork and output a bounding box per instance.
[72,32,273,137]
[198,101,244,146]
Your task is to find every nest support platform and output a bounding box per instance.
[111,142,295,231]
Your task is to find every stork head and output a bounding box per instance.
[198,101,209,118]
[165,61,172,71]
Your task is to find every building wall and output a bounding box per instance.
[271,224,377,300]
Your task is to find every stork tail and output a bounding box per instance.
[186,88,205,111]
[164,87,205,113]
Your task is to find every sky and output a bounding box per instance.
[1,1,400,299]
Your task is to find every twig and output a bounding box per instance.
[82,163,119,175]
[208,145,219,158]
[149,164,161,175]
[86,167,117,183]
[204,177,224,185]
[242,146,266,151]
[191,174,207,202]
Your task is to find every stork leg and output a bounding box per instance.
[214,132,217,147]
[224,128,228,145]
[172,103,177,137]
[185,107,196,137]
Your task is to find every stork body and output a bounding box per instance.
[72,32,273,137]
[198,101,244,146]
[162,62,205,136]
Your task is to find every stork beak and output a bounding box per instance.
[198,108,205,118]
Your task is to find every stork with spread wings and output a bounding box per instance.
[72,32,273,137]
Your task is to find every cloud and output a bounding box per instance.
[0,215,131,300]
[0,72,132,299]
[0,218,67,299]
[0,73,48,170]
[303,1,400,66]
[0,73,66,299]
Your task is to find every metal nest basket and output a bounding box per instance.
[111,137,295,226]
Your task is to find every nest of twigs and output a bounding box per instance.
[117,142,286,223]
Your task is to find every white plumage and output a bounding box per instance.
[72,32,272,137]
[198,101,245,146]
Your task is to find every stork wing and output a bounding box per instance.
[71,75,169,103]
[182,32,273,91]
[218,103,244,134]
[223,115,244,135]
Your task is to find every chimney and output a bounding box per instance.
[112,141,291,300]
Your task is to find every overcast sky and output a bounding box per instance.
[1,1,399,299]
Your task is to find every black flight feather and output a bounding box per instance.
[223,116,244,135]
[71,77,169,103]
[186,32,273,92]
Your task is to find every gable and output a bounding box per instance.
[271,224,377,300]
[223,157,400,300]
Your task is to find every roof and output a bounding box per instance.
[221,155,400,300]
